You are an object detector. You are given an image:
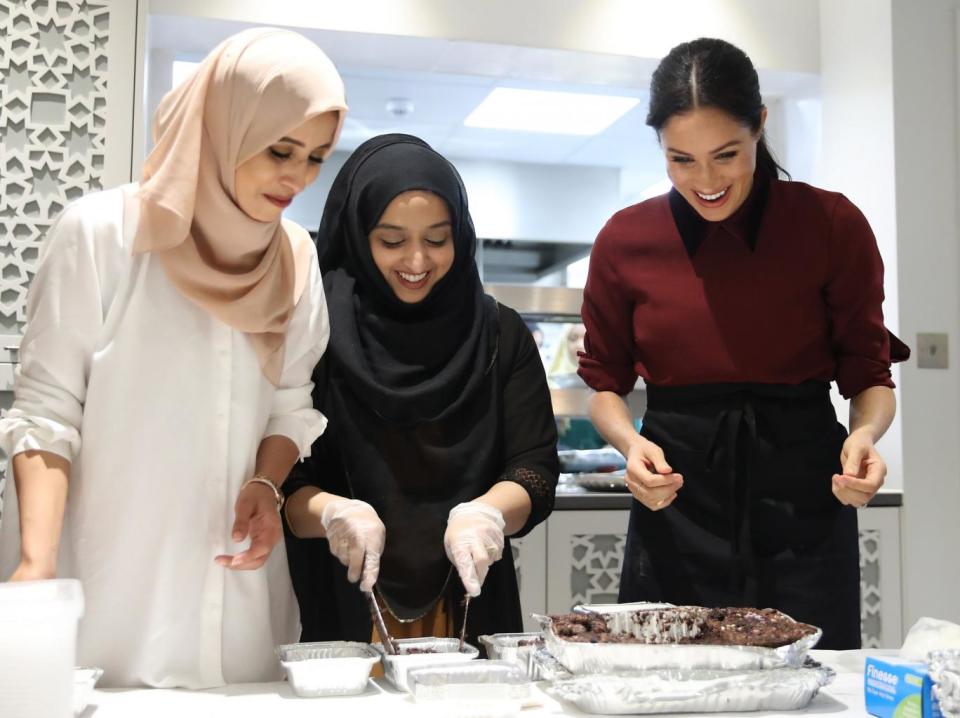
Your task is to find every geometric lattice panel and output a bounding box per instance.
[0,0,110,333]
[570,533,626,608]
[859,528,882,648]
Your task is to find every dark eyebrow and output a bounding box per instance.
[276,136,304,147]
[373,220,452,231]
[666,139,742,156]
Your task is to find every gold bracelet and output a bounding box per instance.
[241,476,284,513]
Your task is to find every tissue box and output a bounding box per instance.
[865,656,943,718]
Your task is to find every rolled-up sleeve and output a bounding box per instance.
[578,217,638,395]
[0,205,104,462]
[824,195,904,399]
[264,254,330,458]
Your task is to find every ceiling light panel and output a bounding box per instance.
[464,87,640,136]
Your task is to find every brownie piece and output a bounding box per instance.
[549,607,817,648]
[694,607,818,648]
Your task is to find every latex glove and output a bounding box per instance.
[833,429,886,508]
[625,437,684,511]
[321,498,385,592]
[444,501,505,597]
[215,481,283,570]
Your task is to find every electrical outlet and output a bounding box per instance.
[916,333,949,369]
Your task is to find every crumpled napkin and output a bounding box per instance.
[900,617,960,661]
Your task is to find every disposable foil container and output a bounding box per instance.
[929,649,960,717]
[276,641,379,697]
[478,633,544,679]
[408,659,531,701]
[535,611,822,674]
[372,637,479,692]
[543,661,835,714]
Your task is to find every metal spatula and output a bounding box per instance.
[365,590,398,655]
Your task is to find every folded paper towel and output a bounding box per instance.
[901,618,960,662]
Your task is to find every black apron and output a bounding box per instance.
[619,381,861,649]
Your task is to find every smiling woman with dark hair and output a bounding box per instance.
[282,134,559,645]
[580,38,909,649]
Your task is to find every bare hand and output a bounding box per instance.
[833,429,886,508]
[625,437,683,511]
[215,482,282,570]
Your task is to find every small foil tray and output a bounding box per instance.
[372,637,479,692]
[276,641,379,697]
[535,609,822,674]
[540,655,835,715]
[74,667,103,715]
[478,633,544,679]
[407,659,531,702]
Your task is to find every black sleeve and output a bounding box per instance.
[281,358,342,500]
[497,305,559,537]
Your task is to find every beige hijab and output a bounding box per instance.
[135,28,347,385]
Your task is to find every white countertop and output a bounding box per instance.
[83,649,885,718]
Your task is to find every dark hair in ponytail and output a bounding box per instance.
[647,38,789,180]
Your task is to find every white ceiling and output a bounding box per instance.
[148,14,819,171]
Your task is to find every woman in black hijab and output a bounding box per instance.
[283,134,559,644]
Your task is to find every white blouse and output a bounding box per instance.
[0,185,329,688]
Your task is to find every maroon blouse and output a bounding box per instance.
[578,178,908,399]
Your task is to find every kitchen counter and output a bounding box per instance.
[83,649,885,717]
[554,486,903,510]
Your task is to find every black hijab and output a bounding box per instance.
[318,133,497,424]
[315,134,501,618]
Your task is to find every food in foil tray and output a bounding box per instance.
[538,605,822,673]
[551,606,817,648]
[372,637,480,692]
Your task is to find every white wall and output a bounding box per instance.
[818,0,903,492]
[286,150,622,244]
[889,0,960,627]
[148,0,821,74]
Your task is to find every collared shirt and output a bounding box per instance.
[578,177,907,399]
[668,172,770,257]
[0,185,329,688]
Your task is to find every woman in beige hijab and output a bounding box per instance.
[0,28,347,688]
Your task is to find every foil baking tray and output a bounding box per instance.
[478,633,544,679]
[372,637,479,692]
[408,659,531,701]
[276,641,379,697]
[535,609,822,674]
[929,649,960,717]
[541,657,835,714]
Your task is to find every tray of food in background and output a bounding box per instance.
[540,658,834,714]
[557,448,626,474]
[371,637,479,692]
[570,470,628,492]
[536,606,821,674]
[276,641,379,697]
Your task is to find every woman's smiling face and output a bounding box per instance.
[660,105,765,222]
[368,190,455,303]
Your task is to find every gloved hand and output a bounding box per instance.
[321,498,385,592]
[444,501,505,597]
